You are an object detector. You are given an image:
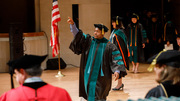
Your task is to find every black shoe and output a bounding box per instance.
[112,84,124,91]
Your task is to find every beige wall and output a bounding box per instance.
[23,36,48,69]
[38,0,111,67]
[0,41,10,72]
[0,36,47,72]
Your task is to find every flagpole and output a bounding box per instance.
[55,35,64,78]
[51,0,63,77]
[58,52,61,71]
[55,51,64,77]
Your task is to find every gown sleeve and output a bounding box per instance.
[140,24,147,44]
[0,92,7,101]
[113,31,129,70]
[145,85,166,98]
[61,89,72,101]
[126,24,131,43]
[70,23,79,37]
[109,43,127,78]
[69,29,91,55]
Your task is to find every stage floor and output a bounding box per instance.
[0,63,157,101]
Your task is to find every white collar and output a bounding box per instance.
[24,77,43,83]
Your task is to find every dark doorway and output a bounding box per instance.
[0,0,35,33]
[72,4,79,29]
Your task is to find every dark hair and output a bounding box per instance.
[112,16,125,29]
[112,20,125,29]
[17,64,43,76]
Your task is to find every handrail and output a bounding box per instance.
[0,32,45,38]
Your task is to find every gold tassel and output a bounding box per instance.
[147,49,167,72]
[147,59,157,72]
[102,27,104,35]
[175,29,178,35]
[135,26,137,46]
[101,24,104,35]
[116,16,119,25]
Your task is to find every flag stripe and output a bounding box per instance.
[52,8,60,15]
[52,15,61,23]
[50,0,61,57]
[52,12,60,22]
[53,5,59,9]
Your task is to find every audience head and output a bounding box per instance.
[7,54,47,84]
[148,50,180,85]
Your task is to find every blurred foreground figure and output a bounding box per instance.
[145,50,180,98]
[0,54,72,101]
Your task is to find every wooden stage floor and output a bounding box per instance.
[0,63,157,101]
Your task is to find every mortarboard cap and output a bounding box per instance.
[131,13,139,20]
[147,50,180,71]
[7,54,48,70]
[176,33,180,38]
[94,24,109,35]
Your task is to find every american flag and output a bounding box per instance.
[50,0,61,57]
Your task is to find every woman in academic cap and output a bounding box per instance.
[126,13,147,73]
[109,16,129,90]
[145,50,180,98]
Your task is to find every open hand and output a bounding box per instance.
[67,17,74,25]
[167,41,170,46]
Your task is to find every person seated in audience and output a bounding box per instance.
[145,50,180,98]
[0,54,72,101]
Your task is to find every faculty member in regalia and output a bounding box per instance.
[126,13,147,73]
[0,54,72,101]
[67,17,127,101]
[109,16,129,91]
[145,50,180,98]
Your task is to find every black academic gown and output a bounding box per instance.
[126,23,146,63]
[69,30,127,100]
[145,81,180,98]
[163,21,179,50]
[145,22,163,59]
[111,29,129,70]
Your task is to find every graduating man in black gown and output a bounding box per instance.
[67,17,127,101]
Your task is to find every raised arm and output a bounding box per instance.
[67,17,79,37]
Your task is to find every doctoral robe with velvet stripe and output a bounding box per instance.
[110,28,129,70]
[126,23,147,63]
[69,30,127,100]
